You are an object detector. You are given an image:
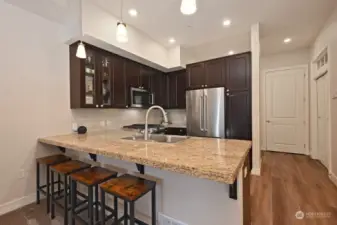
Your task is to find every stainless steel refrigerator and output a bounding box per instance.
[186,87,225,138]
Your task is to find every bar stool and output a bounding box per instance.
[50,160,91,225]
[100,174,157,225]
[70,166,118,225]
[36,154,71,213]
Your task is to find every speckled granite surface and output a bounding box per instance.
[38,130,251,184]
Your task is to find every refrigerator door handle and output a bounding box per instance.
[204,94,208,131]
[200,95,204,131]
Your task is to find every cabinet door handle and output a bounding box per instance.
[205,85,208,87]
[101,105,104,108]
[226,89,230,92]
[96,105,99,108]
[126,105,129,108]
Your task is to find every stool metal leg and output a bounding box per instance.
[71,179,77,225]
[130,202,135,225]
[36,162,40,205]
[58,173,61,196]
[152,187,156,225]
[95,185,99,222]
[124,201,128,225]
[46,166,50,214]
[64,174,68,225]
[114,196,118,222]
[100,189,105,225]
[88,186,94,225]
[51,170,55,219]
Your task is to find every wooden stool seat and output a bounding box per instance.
[70,167,118,186]
[50,160,91,175]
[36,154,70,165]
[100,174,156,202]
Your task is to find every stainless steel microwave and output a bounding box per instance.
[130,87,154,108]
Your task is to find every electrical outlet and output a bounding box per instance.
[158,213,187,225]
[72,123,78,132]
[19,169,25,179]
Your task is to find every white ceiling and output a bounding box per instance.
[91,0,337,55]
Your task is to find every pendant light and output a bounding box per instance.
[76,41,86,59]
[181,0,197,15]
[116,0,128,43]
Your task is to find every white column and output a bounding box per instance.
[251,23,261,175]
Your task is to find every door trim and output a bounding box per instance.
[261,65,309,155]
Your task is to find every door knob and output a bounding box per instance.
[100,105,104,108]
[96,105,99,108]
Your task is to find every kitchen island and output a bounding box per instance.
[38,130,252,225]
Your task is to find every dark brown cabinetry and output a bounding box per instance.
[187,63,206,88]
[226,53,251,92]
[187,58,226,89]
[166,70,186,109]
[205,58,225,87]
[151,73,167,108]
[226,91,251,140]
[111,56,127,108]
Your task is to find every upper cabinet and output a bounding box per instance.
[225,53,251,92]
[111,55,127,108]
[187,58,226,89]
[70,42,251,110]
[205,58,225,87]
[167,70,186,109]
[187,63,206,88]
[186,52,251,91]
[125,60,141,89]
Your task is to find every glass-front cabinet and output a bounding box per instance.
[99,54,113,108]
[84,50,97,107]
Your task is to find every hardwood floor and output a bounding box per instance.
[251,152,337,225]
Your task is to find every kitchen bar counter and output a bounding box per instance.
[38,130,251,184]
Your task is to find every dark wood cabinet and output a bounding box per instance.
[226,53,251,92]
[151,73,167,107]
[111,56,127,108]
[205,58,225,87]
[70,44,105,109]
[167,70,186,109]
[187,63,206,88]
[226,91,251,140]
[125,60,140,89]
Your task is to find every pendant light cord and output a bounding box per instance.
[121,0,124,22]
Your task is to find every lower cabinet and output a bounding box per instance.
[226,91,251,140]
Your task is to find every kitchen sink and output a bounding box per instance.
[121,134,188,143]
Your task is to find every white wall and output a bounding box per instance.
[251,24,261,175]
[81,0,181,71]
[0,0,71,209]
[183,33,251,63]
[260,49,310,150]
[311,5,337,179]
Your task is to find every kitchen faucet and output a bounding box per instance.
[144,105,169,140]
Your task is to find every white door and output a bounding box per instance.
[316,73,329,168]
[265,68,306,154]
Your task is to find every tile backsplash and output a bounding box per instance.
[71,109,186,131]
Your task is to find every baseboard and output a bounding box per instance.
[251,167,261,176]
[329,173,337,187]
[0,193,36,216]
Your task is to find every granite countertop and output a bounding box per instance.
[38,130,251,184]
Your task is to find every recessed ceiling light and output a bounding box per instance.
[284,38,292,44]
[128,9,138,17]
[223,19,231,27]
[228,51,234,55]
[169,38,176,44]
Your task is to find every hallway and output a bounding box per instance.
[251,152,337,225]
